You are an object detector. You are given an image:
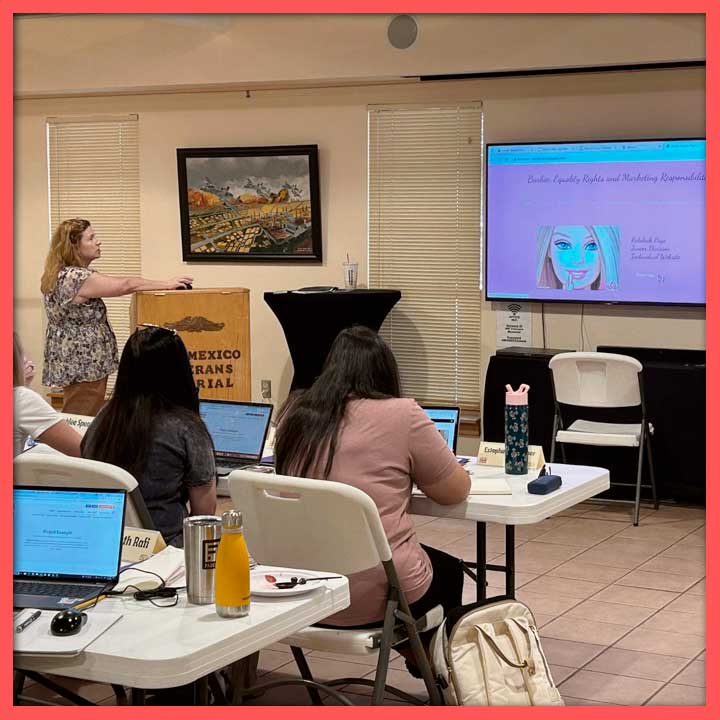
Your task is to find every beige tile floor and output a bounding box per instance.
[17,501,705,706]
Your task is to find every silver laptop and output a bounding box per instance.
[420,405,461,454]
[13,486,127,610]
[200,400,274,477]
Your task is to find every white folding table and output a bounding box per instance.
[410,462,610,600]
[14,570,349,704]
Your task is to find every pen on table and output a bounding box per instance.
[73,595,108,611]
[15,610,41,634]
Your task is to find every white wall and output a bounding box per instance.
[15,14,705,97]
[14,16,705,452]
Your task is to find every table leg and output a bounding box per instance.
[476,521,487,602]
[130,688,146,705]
[13,672,25,704]
[193,676,209,705]
[505,525,515,598]
[475,523,517,601]
[111,684,128,705]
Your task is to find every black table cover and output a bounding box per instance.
[483,348,706,505]
[265,289,401,391]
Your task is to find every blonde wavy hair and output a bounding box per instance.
[40,217,91,294]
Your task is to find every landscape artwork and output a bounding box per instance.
[178,145,322,262]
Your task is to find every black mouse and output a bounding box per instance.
[183,283,193,290]
[50,609,87,636]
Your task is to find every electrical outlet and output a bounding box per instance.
[261,379,272,398]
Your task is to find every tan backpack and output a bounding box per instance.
[430,598,564,706]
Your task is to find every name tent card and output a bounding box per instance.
[477,442,546,470]
[122,527,167,562]
[59,413,94,436]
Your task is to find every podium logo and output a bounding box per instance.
[165,315,225,333]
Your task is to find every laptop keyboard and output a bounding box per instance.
[217,462,245,476]
[14,581,94,597]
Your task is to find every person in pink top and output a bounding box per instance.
[275,325,471,675]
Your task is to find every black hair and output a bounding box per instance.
[82,326,209,478]
[275,325,401,479]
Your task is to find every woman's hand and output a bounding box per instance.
[23,357,36,385]
[165,276,194,290]
[75,273,196,300]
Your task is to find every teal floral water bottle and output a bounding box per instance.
[505,384,530,474]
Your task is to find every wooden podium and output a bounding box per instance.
[131,288,251,401]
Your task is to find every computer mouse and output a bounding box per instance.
[182,283,193,290]
[50,609,88,637]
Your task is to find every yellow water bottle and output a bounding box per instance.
[215,510,251,618]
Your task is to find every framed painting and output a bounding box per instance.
[177,145,322,262]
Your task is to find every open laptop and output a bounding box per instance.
[421,405,461,454]
[200,400,274,477]
[13,486,127,610]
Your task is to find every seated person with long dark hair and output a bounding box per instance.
[274,326,470,673]
[82,326,216,546]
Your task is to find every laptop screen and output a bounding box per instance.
[13,487,126,582]
[200,400,273,461]
[421,406,461,454]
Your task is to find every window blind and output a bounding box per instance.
[47,115,141,392]
[368,104,483,410]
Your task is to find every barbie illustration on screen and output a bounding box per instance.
[536,225,620,291]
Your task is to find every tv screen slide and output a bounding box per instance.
[486,139,705,305]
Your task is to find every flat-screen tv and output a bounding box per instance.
[485,139,705,305]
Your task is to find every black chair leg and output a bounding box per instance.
[646,424,659,510]
[291,646,324,705]
[633,428,646,526]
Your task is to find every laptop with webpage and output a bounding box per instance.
[200,400,274,476]
[420,405,461,454]
[13,487,127,610]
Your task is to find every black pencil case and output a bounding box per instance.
[527,474,562,495]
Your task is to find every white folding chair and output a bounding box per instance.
[548,352,659,526]
[228,469,443,706]
[13,453,155,530]
[13,453,157,706]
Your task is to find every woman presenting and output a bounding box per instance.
[41,217,193,415]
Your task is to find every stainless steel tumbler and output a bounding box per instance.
[183,515,222,605]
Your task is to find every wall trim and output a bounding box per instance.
[419,60,705,82]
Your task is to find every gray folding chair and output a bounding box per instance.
[548,351,659,526]
[228,469,443,706]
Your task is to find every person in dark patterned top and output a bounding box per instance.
[40,218,193,415]
[81,326,217,546]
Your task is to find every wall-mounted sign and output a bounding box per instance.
[496,301,532,348]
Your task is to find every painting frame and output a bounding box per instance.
[177,144,322,263]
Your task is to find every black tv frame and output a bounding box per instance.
[484,137,706,307]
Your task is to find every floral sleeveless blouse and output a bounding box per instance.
[42,266,119,387]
